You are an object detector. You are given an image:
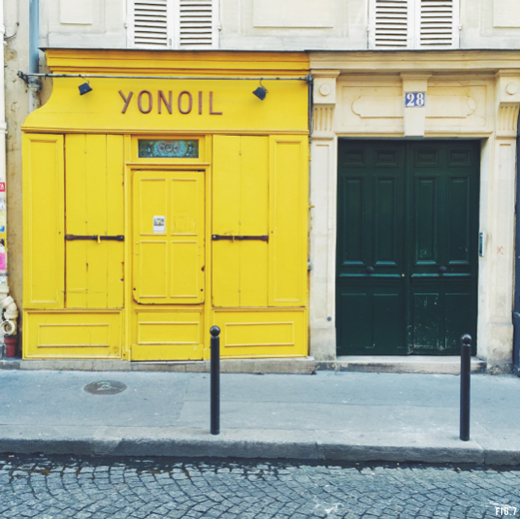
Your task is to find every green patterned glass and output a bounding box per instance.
[138,140,199,158]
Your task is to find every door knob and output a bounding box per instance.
[366,266,374,274]
[439,266,447,274]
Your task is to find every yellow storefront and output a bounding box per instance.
[22,50,309,361]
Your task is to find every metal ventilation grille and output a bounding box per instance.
[133,0,169,47]
[373,0,409,48]
[419,0,454,47]
[179,0,214,48]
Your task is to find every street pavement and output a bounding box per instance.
[0,370,519,464]
[0,455,519,519]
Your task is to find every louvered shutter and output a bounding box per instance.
[369,0,458,49]
[128,0,218,49]
[130,0,172,48]
[177,0,218,49]
[417,0,459,48]
[369,0,410,48]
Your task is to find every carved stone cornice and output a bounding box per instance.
[496,72,520,137]
[311,72,338,138]
[313,105,335,136]
[497,104,520,138]
[310,51,520,74]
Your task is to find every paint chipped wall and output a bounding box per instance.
[4,0,30,316]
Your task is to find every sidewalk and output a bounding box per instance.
[0,369,518,465]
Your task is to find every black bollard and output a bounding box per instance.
[210,326,221,435]
[460,334,471,441]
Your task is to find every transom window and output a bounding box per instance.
[138,139,199,158]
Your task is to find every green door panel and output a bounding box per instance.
[337,282,406,355]
[411,290,442,353]
[337,140,479,356]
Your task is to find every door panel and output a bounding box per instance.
[133,171,204,304]
[213,309,307,358]
[414,176,439,264]
[374,177,398,264]
[24,311,122,359]
[340,177,364,263]
[132,308,203,361]
[213,136,307,308]
[447,177,470,263]
[337,283,405,355]
[212,136,269,307]
[65,134,124,309]
[337,141,479,355]
[337,141,406,355]
[269,137,308,306]
[139,241,168,298]
[23,134,65,309]
[408,142,478,354]
[411,289,443,353]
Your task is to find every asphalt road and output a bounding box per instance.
[0,455,518,519]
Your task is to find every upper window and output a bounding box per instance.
[369,0,459,49]
[127,0,218,49]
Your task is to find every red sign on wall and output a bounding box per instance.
[0,183,5,192]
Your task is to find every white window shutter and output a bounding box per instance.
[176,0,218,49]
[128,0,218,49]
[369,0,411,49]
[129,0,173,48]
[369,0,459,49]
[417,0,459,48]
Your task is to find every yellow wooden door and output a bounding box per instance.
[65,134,124,308]
[23,133,65,309]
[23,133,124,359]
[212,136,269,307]
[212,135,308,308]
[212,135,308,358]
[133,170,205,304]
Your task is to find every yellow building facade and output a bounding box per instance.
[22,50,310,361]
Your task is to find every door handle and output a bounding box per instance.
[212,234,269,242]
[65,234,125,242]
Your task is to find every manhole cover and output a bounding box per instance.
[84,380,127,395]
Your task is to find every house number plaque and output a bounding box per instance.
[404,92,426,107]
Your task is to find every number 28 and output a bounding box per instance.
[405,92,425,107]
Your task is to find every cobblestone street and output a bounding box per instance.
[0,455,518,518]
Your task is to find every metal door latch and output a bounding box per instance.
[211,235,269,242]
[65,234,125,242]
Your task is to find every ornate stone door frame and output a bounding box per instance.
[308,52,520,372]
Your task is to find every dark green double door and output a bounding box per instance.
[336,140,479,355]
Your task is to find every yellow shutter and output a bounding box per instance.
[269,136,308,306]
[212,135,308,309]
[23,134,65,308]
[133,170,205,304]
[212,136,269,307]
[65,134,125,308]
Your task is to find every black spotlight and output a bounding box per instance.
[253,80,268,100]
[78,81,92,95]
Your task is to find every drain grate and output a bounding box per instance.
[84,380,127,395]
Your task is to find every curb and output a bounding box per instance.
[0,356,487,375]
[0,426,518,465]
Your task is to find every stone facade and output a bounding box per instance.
[309,52,520,372]
[38,0,520,51]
